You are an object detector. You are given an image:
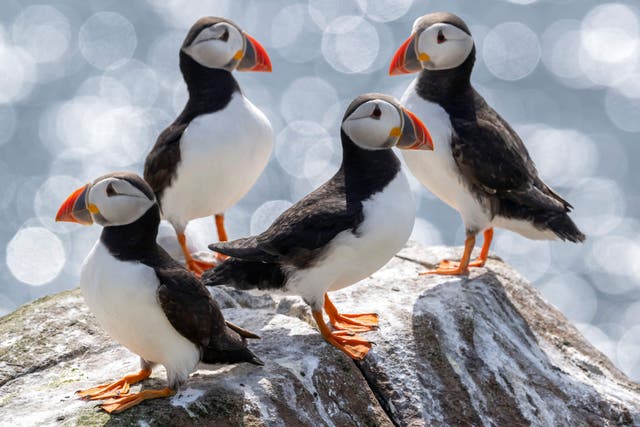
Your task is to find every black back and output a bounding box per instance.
[208,129,401,275]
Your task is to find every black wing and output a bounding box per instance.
[155,256,226,348]
[451,95,571,211]
[143,123,188,202]
[210,170,363,267]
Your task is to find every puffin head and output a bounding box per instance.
[389,12,474,75]
[341,93,434,151]
[181,17,271,72]
[55,172,156,227]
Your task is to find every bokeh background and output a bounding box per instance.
[1,0,639,379]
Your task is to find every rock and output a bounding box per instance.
[1,242,639,426]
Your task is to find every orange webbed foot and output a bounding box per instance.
[323,294,379,332]
[421,262,470,276]
[100,387,175,413]
[330,312,379,332]
[76,369,151,401]
[186,258,217,277]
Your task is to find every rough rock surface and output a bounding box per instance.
[0,242,639,426]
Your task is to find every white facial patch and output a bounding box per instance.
[182,23,244,70]
[417,23,474,71]
[89,178,155,226]
[342,100,401,150]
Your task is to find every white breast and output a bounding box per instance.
[400,79,490,232]
[161,94,273,229]
[80,240,200,386]
[287,171,416,308]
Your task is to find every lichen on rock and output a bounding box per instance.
[0,242,638,426]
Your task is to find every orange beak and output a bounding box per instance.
[237,32,272,72]
[396,107,434,151]
[389,34,423,76]
[55,184,94,225]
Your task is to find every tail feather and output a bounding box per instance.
[202,344,264,366]
[209,237,275,262]
[201,258,287,291]
[545,212,585,243]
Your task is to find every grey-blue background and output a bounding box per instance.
[1,0,639,379]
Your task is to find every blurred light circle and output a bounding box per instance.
[605,89,640,133]
[105,59,160,108]
[578,47,636,87]
[33,175,85,233]
[541,20,584,80]
[146,31,183,88]
[482,22,540,81]
[539,273,597,323]
[280,76,339,123]
[576,323,617,363]
[12,5,71,63]
[145,0,232,29]
[0,44,36,104]
[623,302,640,330]
[276,121,334,179]
[271,4,305,48]
[6,226,66,286]
[355,0,413,23]
[271,4,321,63]
[587,236,640,294]
[493,234,551,281]
[410,217,442,246]
[321,15,379,73]
[64,226,100,277]
[79,12,137,70]
[568,178,624,236]
[308,0,364,30]
[617,325,640,381]
[581,3,638,64]
[526,126,598,187]
[0,104,16,146]
[78,75,132,106]
[250,200,292,235]
[50,95,160,168]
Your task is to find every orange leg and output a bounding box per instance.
[312,311,372,360]
[76,368,151,401]
[423,234,476,276]
[214,214,229,261]
[438,228,494,270]
[100,387,175,414]
[323,294,378,333]
[177,233,215,277]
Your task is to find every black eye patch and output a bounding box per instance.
[106,182,117,197]
[220,28,229,42]
[371,105,382,119]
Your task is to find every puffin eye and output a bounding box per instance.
[437,30,446,44]
[106,182,117,198]
[371,105,382,120]
[219,28,229,42]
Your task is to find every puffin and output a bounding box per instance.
[389,12,585,275]
[144,17,274,276]
[55,172,262,414]
[202,94,433,360]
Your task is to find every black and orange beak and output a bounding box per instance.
[237,32,272,72]
[55,184,94,225]
[395,107,434,150]
[389,33,423,76]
